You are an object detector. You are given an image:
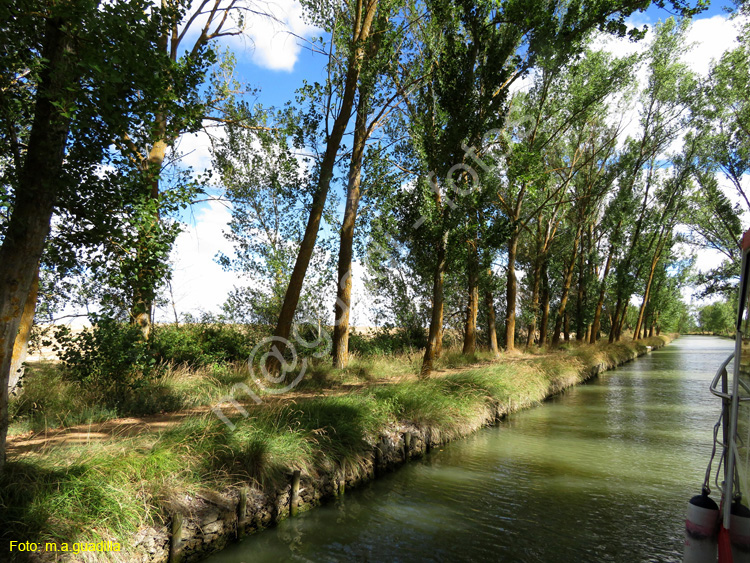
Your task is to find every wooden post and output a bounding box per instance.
[403,432,411,462]
[374,440,383,475]
[169,513,183,563]
[237,488,247,538]
[338,462,346,496]
[290,470,301,517]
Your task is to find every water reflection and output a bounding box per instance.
[204,336,733,563]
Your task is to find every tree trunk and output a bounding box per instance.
[526,253,542,348]
[505,231,519,351]
[130,17,170,340]
[462,244,479,355]
[609,296,622,343]
[332,88,370,369]
[539,259,550,347]
[422,231,448,377]
[272,0,379,352]
[9,270,39,396]
[616,304,628,341]
[486,290,499,356]
[575,230,587,341]
[633,241,664,342]
[590,243,613,344]
[647,310,654,338]
[435,312,444,358]
[131,137,166,341]
[0,17,74,472]
[552,228,582,345]
[563,310,571,342]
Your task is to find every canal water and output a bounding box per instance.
[204,336,732,563]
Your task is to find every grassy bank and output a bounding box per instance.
[2,334,673,561]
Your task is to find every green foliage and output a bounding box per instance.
[697,300,736,335]
[151,320,268,366]
[348,327,427,355]
[686,24,750,298]
[54,318,158,401]
[3,334,675,548]
[214,105,334,325]
[0,447,190,546]
[0,0,216,323]
[8,360,253,434]
[8,362,118,433]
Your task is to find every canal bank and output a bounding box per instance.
[205,334,722,563]
[129,336,674,563]
[4,335,673,563]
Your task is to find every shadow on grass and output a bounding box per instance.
[0,461,93,553]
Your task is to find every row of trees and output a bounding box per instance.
[219,8,740,374]
[0,0,744,472]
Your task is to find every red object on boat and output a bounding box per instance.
[719,525,734,563]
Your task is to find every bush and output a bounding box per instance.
[8,362,118,432]
[151,321,269,366]
[54,318,158,403]
[348,326,426,355]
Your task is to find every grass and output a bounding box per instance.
[8,362,252,436]
[1,438,191,547]
[2,334,674,557]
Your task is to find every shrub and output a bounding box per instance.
[54,318,158,404]
[151,321,269,366]
[8,362,118,432]
[348,327,426,355]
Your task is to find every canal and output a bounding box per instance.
[204,336,732,563]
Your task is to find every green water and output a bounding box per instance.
[204,336,732,563]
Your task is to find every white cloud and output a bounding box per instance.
[160,199,238,320]
[239,0,320,71]
[173,127,220,174]
[684,14,745,76]
[175,1,320,72]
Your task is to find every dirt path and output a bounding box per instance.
[8,355,545,457]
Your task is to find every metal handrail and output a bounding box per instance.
[711,353,735,399]
[710,353,750,402]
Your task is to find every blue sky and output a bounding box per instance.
[158,0,747,324]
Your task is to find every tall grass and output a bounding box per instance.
[8,362,252,435]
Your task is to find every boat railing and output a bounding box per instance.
[709,353,750,399]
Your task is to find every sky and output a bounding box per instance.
[157,0,748,325]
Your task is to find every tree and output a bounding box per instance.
[269,0,384,366]
[332,0,409,368]
[0,0,183,471]
[687,24,750,297]
[214,106,332,325]
[500,47,634,348]
[400,0,529,374]
[606,17,697,342]
[698,300,735,335]
[112,0,263,339]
